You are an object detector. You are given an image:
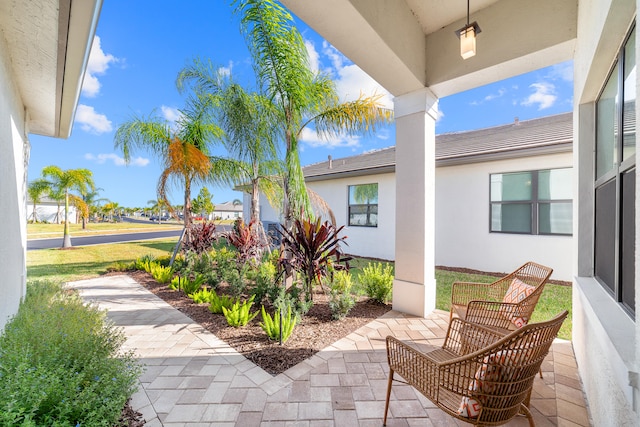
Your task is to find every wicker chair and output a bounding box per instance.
[450,262,553,334]
[384,311,567,426]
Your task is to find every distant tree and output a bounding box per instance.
[41,166,95,248]
[192,187,215,219]
[81,189,107,227]
[27,179,50,223]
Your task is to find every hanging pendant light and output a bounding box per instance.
[455,0,481,59]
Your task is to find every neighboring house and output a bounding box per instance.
[213,202,243,220]
[27,197,78,224]
[251,113,573,281]
[0,1,100,330]
[280,1,638,423]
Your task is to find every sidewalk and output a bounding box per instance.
[71,275,591,427]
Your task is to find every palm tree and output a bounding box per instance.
[103,201,120,222]
[177,64,282,226]
[41,166,95,248]
[233,0,393,225]
[27,179,50,223]
[114,98,225,229]
[81,188,107,227]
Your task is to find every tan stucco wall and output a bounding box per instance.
[0,29,28,330]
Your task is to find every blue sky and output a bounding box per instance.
[28,1,573,209]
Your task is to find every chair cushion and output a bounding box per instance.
[458,351,515,418]
[502,278,536,327]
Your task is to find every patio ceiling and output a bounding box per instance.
[280,0,577,98]
[0,0,102,138]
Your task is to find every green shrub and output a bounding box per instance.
[181,273,206,295]
[329,270,356,320]
[150,263,173,284]
[0,280,141,426]
[221,295,259,327]
[169,275,187,291]
[214,247,239,282]
[260,305,296,343]
[134,254,156,272]
[209,290,237,314]
[106,260,135,272]
[360,262,394,303]
[252,260,278,304]
[189,287,215,304]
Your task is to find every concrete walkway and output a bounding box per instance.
[71,275,591,427]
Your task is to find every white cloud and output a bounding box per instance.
[305,40,320,74]
[298,126,361,149]
[317,42,393,109]
[548,61,573,82]
[470,88,507,106]
[75,104,113,134]
[84,153,149,167]
[522,82,557,110]
[161,105,181,123]
[82,36,119,97]
[219,61,233,77]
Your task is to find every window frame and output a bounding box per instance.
[489,168,573,236]
[347,183,379,228]
[593,25,636,316]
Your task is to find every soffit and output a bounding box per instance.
[281,0,577,98]
[0,0,101,138]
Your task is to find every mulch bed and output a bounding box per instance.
[125,270,391,376]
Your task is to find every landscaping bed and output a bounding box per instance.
[128,270,391,375]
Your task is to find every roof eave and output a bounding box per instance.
[55,0,103,138]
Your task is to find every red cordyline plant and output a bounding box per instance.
[225,219,266,265]
[182,221,218,254]
[278,216,351,300]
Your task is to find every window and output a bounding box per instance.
[594,25,636,316]
[348,183,378,227]
[490,168,572,235]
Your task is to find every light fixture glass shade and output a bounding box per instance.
[460,26,476,59]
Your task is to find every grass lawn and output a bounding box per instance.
[27,241,572,340]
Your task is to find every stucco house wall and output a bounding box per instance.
[307,173,396,261]
[0,0,100,330]
[435,152,573,280]
[27,202,78,224]
[571,0,639,424]
[0,30,29,330]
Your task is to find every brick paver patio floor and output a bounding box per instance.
[71,275,591,427]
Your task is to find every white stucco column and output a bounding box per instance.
[392,88,438,318]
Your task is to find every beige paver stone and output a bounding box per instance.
[298,401,333,419]
[221,387,248,403]
[557,398,590,426]
[310,373,341,387]
[262,402,299,421]
[234,411,263,427]
[354,401,386,419]
[333,409,358,426]
[309,386,332,402]
[201,381,230,404]
[200,403,242,422]
[241,388,268,412]
[163,404,204,422]
[331,386,355,410]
